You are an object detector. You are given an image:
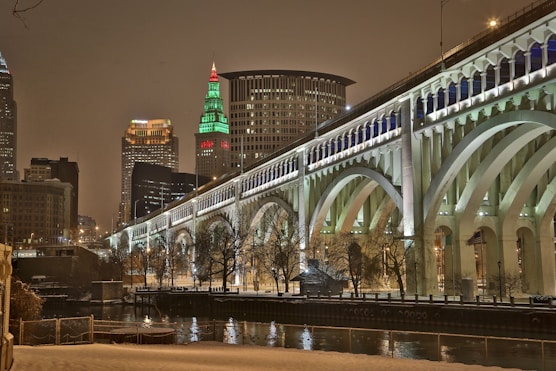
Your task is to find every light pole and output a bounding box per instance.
[497,260,502,301]
[314,84,319,138]
[480,237,486,298]
[414,261,418,296]
[134,199,140,225]
[440,0,450,69]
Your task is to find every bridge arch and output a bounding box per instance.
[425,110,556,295]
[424,110,556,233]
[309,166,402,241]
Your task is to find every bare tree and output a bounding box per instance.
[208,224,242,292]
[110,233,130,281]
[135,244,150,286]
[193,229,212,288]
[150,235,168,287]
[165,232,187,286]
[257,209,301,293]
[489,270,522,299]
[12,0,46,28]
[381,233,412,296]
[316,232,382,296]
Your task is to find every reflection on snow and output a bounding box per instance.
[142,315,152,328]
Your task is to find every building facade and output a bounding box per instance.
[24,157,79,237]
[131,162,209,219]
[0,180,72,247]
[195,63,231,179]
[220,70,354,169]
[0,52,17,181]
[77,215,98,244]
[120,119,179,224]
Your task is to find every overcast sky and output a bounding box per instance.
[0,0,535,231]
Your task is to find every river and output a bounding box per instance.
[41,301,554,371]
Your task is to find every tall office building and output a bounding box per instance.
[24,157,79,238]
[0,52,17,181]
[195,63,230,179]
[220,70,354,169]
[131,163,210,220]
[120,119,178,224]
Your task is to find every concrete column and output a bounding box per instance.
[541,43,548,70]
[191,199,198,278]
[401,97,431,294]
[524,51,531,75]
[536,215,556,295]
[297,149,307,271]
[233,179,242,286]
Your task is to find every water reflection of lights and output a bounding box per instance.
[142,315,152,328]
[224,317,239,344]
[190,317,199,342]
[301,326,313,350]
[266,321,277,347]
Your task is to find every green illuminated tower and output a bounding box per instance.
[195,62,230,179]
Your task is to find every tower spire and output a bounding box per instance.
[209,62,218,82]
[195,62,230,179]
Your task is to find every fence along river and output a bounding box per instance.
[16,299,556,370]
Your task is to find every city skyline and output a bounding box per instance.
[0,0,534,231]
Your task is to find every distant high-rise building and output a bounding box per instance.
[0,52,17,181]
[120,119,178,224]
[131,162,210,220]
[195,63,230,180]
[24,157,79,238]
[220,70,355,169]
[0,180,72,246]
[77,215,98,244]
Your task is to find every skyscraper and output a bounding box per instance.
[120,119,178,224]
[195,63,230,179]
[131,163,210,220]
[24,157,79,238]
[220,70,354,169]
[0,52,17,181]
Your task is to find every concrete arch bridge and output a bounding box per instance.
[109,1,556,297]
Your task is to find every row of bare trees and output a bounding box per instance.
[106,210,413,296]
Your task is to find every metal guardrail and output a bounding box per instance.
[15,316,93,346]
[13,316,556,370]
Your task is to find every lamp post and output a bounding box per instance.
[497,260,502,301]
[414,261,418,296]
[314,84,319,138]
[440,0,450,69]
[134,199,140,225]
[480,238,486,298]
[130,247,134,288]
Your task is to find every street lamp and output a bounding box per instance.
[497,260,502,301]
[488,18,498,28]
[134,200,140,224]
[414,261,418,296]
[440,0,451,69]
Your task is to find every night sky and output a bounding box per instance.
[0,0,535,232]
